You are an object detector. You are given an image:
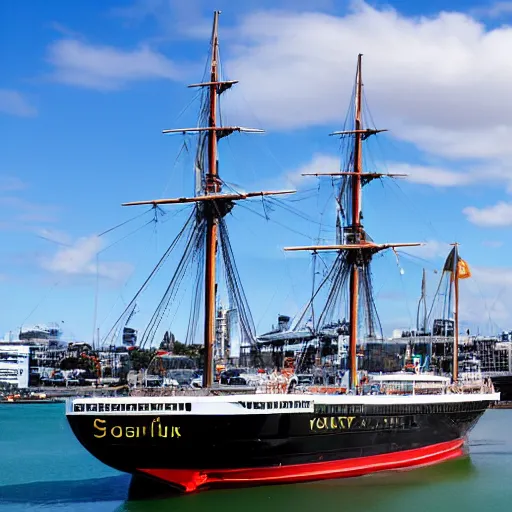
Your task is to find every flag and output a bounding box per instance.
[442,247,471,280]
[443,247,457,273]
[457,258,471,279]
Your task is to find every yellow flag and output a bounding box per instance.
[457,258,471,279]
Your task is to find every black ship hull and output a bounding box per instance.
[66,392,496,493]
[489,375,512,401]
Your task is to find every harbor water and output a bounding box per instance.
[1,403,511,512]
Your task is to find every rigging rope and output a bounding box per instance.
[102,209,196,345]
[97,208,154,237]
[218,216,257,345]
[139,211,203,348]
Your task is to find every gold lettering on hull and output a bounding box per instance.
[93,417,181,439]
[309,416,356,431]
[309,415,409,432]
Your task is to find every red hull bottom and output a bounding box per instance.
[139,438,465,493]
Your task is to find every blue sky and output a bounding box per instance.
[2,0,512,345]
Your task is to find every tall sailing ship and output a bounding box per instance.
[66,11,499,495]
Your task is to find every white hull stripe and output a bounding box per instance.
[66,392,500,416]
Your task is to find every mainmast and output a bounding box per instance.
[121,11,295,389]
[204,11,221,388]
[284,54,422,390]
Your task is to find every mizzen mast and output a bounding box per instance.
[348,54,364,390]
[122,11,295,388]
[284,54,422,390]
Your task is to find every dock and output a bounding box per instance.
[490,401,512,409]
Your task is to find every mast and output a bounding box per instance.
[204,11,221,388]
[452,243,459,382]
[348,54,364,389]
[120,11,295,389]
[352,54,363,235]
[440,243,471,382]
[92,253,100,350]
[416,269,427,334]
[311,251,317,329]
[284,54,423,391]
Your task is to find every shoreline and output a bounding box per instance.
[0,385,128,404]
[490,401,512,409]
[0,398,64,404]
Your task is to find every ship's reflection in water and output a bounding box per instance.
[0,475,130,505]
[0,454,477,509]
[116,456,478,512]
[1,406,511,512]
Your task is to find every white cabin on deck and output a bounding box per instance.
[369,373,452,395]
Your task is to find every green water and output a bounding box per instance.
[0,403,510,511]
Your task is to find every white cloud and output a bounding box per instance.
[283,153,339,189]
[378,261,512,331]
[398,125,512,161]
[46,39,182,90]
[391,263,512,329]
[0,196,59,226]
[381,262,512,330]
[463,201,512,226]
[471,265,512,286]
[0,182,59,237]
[221,3,512,167]
[0,176,26,192]
[459,265,512,327]
[111,0,213,39]
[284,154,471,189]
[482,240,503,248]
[460,291,509,326]
[37,228,72,246]
[0,89,37,117]
[472,1,512,18]
[401,239,451,260]
[41,235,133,282]
[386,162,470,187]
[397,248,512,328]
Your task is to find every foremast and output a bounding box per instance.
[284,54,422,390]
[204,11,221,391]
[122,11,294,388]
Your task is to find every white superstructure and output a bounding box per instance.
[0,344,30,388]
